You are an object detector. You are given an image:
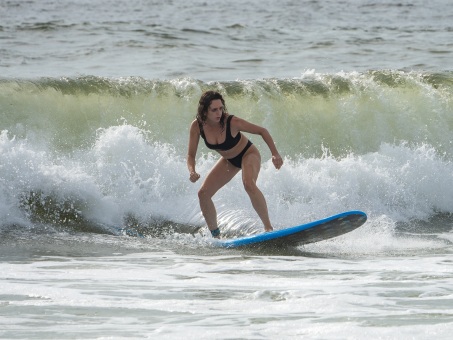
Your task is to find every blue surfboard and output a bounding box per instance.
[219,210,367,248]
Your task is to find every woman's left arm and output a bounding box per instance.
[233,117,283,169]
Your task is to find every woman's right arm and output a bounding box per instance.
[187,120,201,183]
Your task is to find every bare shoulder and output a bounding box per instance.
[230,115,248,129]
[231,115,264,134]
[190,119,200,133]
[230,115,242,122]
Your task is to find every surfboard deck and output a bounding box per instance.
[219,210,367,248]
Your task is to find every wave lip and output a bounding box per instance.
[1,70,452,156]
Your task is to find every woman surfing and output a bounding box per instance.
[187,91,283,238]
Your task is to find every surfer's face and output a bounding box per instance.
[206,99,223,123]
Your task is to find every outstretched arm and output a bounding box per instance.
[187,120,201,182]
[233,117,283,169]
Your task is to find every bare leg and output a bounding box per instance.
[198,158,240,236]
[241,146,273,232]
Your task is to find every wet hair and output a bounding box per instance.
[196,91,229,131]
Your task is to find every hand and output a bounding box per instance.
[272,154,283,170]
[189,171,200,183]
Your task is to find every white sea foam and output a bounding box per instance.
[2,119,453,256]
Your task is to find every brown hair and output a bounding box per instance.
[196,91,229,132]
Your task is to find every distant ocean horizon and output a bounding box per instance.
[1,0,452,80]
[1,1,453,339]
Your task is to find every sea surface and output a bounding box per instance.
[1,0,453,339]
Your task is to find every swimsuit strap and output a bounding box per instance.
[200,115,240,150]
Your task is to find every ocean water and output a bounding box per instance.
[1,0,453,339]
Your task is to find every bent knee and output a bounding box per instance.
[198,187,212,201]
[242,178,258,194]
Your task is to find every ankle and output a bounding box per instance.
[210,228,220,238]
